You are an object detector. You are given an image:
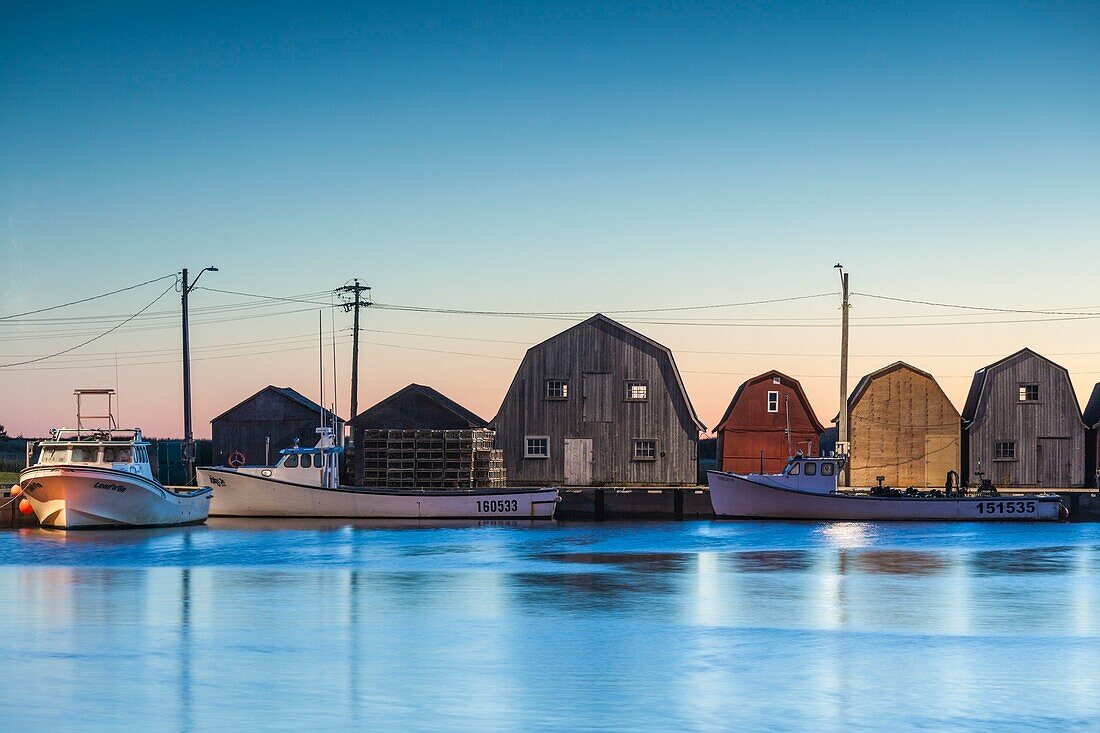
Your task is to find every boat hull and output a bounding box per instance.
[707,471,1064,521]
[197,468,559,519]
[19,465,212,529]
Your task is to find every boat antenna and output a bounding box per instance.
[318,310,325,434]
[330,298,340,445]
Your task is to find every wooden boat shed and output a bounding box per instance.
[846,362,961,488]
[962,348,1086,487]
[714,370,824,474]
[211,386,344,467]
[492,314,705,486]
[1084,383,1100,488]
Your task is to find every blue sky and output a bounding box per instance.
[2,1,1098,436]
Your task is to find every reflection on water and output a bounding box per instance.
[1,521,1098,732]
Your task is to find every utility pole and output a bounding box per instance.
[834,264,850,485]
[181,266,218,483]
[337,279,372,428]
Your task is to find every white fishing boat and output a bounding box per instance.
[18,390,212,529]
[196,428,559,519]
[708,455,1066,521]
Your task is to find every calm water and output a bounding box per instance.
[1,519,1098,732]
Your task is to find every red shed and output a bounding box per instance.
[715,371,825,474]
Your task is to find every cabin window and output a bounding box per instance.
[626,381,648,401]
[767,391,779,413]
[994,441,1016,460]
[545,380,569,400]
[1019,384,1039,402]
[42,447,67,463]
[788,462,800,475]
[525,436,550,458]
[285,454,300,468]
[117,448,132,463]
[821,463,835,476]
[72,446,99,463]
[804,462,817,476]
[103,447,117,463]
[633,439,657,461]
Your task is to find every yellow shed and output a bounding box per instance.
[847,362,961,488]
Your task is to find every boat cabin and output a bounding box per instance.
[235,428,343,488]
[36,429,154,480]
[751,455,844,495]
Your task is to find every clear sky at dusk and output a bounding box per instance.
[2,1,1098,438]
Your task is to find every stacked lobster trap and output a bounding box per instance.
[358,428,507,489]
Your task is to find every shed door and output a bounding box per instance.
[564,438,592,486]
[582,373,612,423]
[1037,437,1071,488]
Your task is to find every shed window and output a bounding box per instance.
[285,454,300,468]
[633,439,657,461]
[994,442,1016,460]
[773,377,782,384]
[767,391,779,413]
[1019,384,1039,402]
[545,380,569,400]
[626,381,648,401]
[525,436,550,458]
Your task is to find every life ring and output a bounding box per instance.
[227,451,246,468]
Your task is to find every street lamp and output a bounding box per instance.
[181,266,218,482]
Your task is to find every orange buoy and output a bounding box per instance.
[10,485,22,498]
[18,499,34,516]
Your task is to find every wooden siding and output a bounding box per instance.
[847,363,961,488]
[963,350,1085,487]
[492,315,702,486]
[1084,383,1100,488]
[716,372,823,474]
[212,388,343,466]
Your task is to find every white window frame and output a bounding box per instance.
[767,391,780,413]
[545,380,569,400]
[773,377,782,384]
[632,439,657,461]
[525,435,550,459]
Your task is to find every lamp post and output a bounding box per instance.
[834,263,850,486]
[181,266,218,483]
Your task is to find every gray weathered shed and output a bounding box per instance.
[962,348,1085,487]
[1084,383,1100,488]
[211,386,344,466]
[492,314,705,486]
[350,384,488,431]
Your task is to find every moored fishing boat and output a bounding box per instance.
[197,428,559,519]
[708,455,1066,521]
[18,391,211,529]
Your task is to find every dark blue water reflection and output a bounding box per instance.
[1,520,1098,732]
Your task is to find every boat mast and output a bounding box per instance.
[835,264,850,485]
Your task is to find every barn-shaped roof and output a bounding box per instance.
[1084,383,1100,430]
[715,370,824,434]
[849,361,959,415]
[962,348,1083,425]
[350,384,488,429]
[500,313,705,432]
[211,385,344,425]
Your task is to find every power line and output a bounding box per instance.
[853,292,1100,316]
[0,280,178,368]
[0,273,177,321]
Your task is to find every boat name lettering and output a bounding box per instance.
[975,500,1036,515]
[93,482,128,493]
[477,499,519,513]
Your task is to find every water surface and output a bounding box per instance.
[2,520,1097,732]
